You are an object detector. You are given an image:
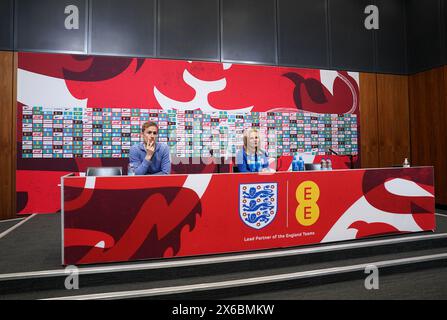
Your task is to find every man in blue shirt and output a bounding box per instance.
[128,121,171,175]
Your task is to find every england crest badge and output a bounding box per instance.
[239,183,278,230]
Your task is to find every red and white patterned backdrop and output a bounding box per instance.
[16,52,360,214]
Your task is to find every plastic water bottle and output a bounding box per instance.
[298,156,305,171]
[320,158,327,171]
[128,163,135,176]
[292,154,299,171]
[326,158,332,170]
[403,158,410,168]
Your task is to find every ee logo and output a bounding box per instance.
[295,181,320,226]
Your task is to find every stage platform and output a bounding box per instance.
[1,211,447,299]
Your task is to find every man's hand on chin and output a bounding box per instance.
[145,140,155,161]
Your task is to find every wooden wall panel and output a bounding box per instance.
[440,68,447,205]
[360,73,411,169]
[409,67,447,205]
[408,69,441,166]
[13,52,17,217]
[376,74,410,167]
[361,69,447,205]
[359,73,380,168]
[0,51,15,220]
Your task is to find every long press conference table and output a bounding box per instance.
[61,166,435,265]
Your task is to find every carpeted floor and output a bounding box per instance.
[0,219,24,235]
[228,265,447,300]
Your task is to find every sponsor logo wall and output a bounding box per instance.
[21,106,357,159]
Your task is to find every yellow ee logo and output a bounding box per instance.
[295,181,320,226]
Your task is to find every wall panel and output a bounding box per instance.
[407,0,442,73]
[361,68,447,206]
[376,74,410,167]
[359,73,411,169]
[15,0,87,53]
[221,0,277,64]
[278,0,328,68]
[329,0,375,71]
[359,73,379,168]
[0,0,13,50]
[158,0,219,60]
[90,0,156,57]
[375,0,407,74]
[0,52,15,220]
[409,67,447,204]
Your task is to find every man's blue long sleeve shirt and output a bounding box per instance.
[128,142,171,175]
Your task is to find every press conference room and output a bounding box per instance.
[0,0,446,301]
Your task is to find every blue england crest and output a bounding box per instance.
[239,183,278,230]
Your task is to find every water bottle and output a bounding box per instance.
[298,156,305,171]
[128,163,135,176]
[292,154,299,171]
[403,158,410,168]
[326,158,332,170]
[320,158,327,171]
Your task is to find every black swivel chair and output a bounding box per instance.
[86,167,123,176]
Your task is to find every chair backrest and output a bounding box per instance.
[86,167,123,176]
[304,163,321,171]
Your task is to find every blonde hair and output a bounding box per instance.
[243,128,264,154]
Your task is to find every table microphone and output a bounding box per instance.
[328,148,339,156]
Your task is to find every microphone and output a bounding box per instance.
[328,148,339,156]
